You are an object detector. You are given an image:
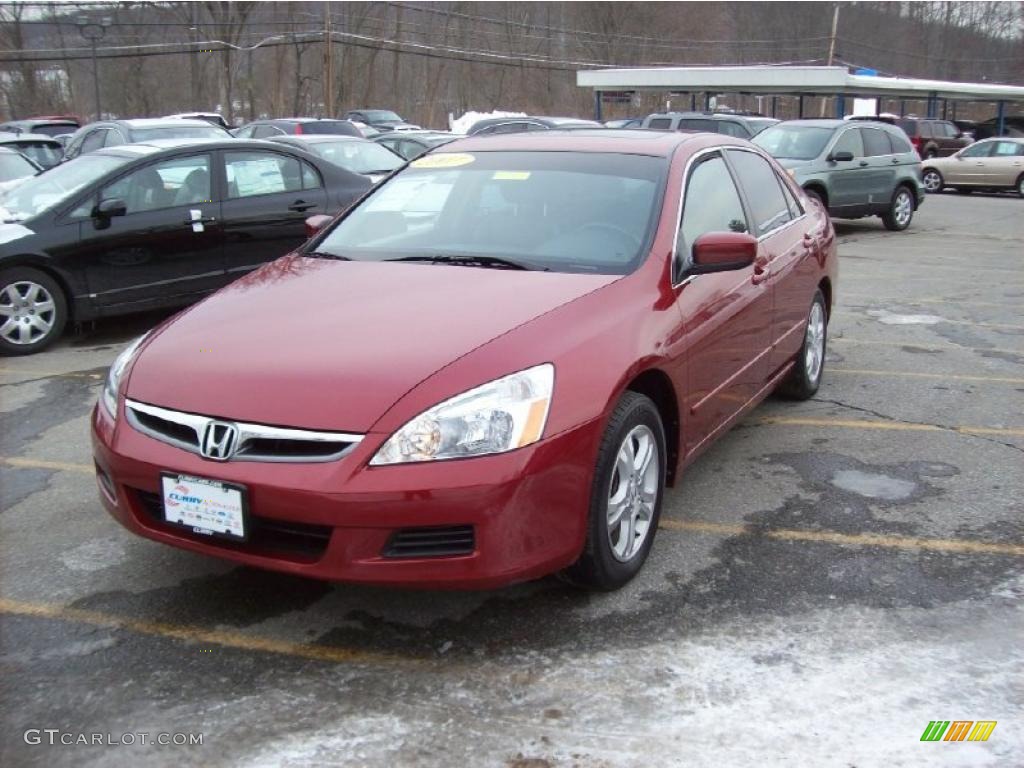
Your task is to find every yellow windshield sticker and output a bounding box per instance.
[492,171,531,180]
[411,153,475,169]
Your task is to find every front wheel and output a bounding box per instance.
[567,391,666,591]
[1017,175,1024,198]
[0,267,68,356]
[881,187,915,231]
[777,290,827,400]
[922,169,944,193]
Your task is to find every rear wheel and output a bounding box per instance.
[881,186,914,231]
[567,391,666,591]
[0,267,67,356]
[1017,174,1024,198]
[922,169,944,193]
[777,290,827,401]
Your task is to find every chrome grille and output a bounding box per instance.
[125,399,363,463]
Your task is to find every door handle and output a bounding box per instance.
[858,161,869,167]
[891,158,900,164]
[289,200,317,212]
[183,216,216,226]
[752,256,770,284]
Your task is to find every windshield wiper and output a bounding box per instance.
[387,254,548,271]
[303,251,351,261]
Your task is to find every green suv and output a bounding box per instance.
[754,119,924,231]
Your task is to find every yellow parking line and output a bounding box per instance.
[830,368,1024,384]
[754,416,1024,437]
[1,457,94,474]
[0,597,404,665]
[833,310,1024,331]
[658,519,1024,556]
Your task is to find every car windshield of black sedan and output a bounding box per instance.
[753,125,834,160]
[0,154,132,221]
[311,140,404,174]
[311,151,665,274]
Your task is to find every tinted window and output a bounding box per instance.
[308,140,402,174]
[677,119,715,132]
[940,122,959,138]
[0,154,132,220]
[301,161,322,189]
[102,154,211,213]
[297,120,360,137]
[753,125,833,160]
[647,118,672,130]
[832,128,864,158]
[861,128,893,156]
[890,131,914,154]
[680,154,748,263]
[131,124,227,141]
[717,121,749,138]
[225,151,302,198]
[779,177,803,219]
[81,130,107,154]
[919,122,933,139]
[896,120,919,137]
[727,150,792,234]
[11,142,61,169]
[104,130,125,147]
[313,151,665,275]
[252,124,285,138]
[233,125,256,139]
[29,124,77,138]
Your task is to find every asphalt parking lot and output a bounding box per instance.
[1,192,1022,767]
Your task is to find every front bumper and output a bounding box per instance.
[91,402,601,589]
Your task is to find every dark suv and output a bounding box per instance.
[895,118,971,159]
[641,112,778,139]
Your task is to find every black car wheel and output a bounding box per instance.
[567,391,666,591]
[1017,174,1024,198]
[882,186,915,231]
[0,266,67,355]
[777,290,828,400]
[922,169,944,193]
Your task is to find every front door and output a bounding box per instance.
[672,150,774,454]
[219,149,328,277]
[947,141,994,185]
[859,127,899,210]
[78,152,224,310]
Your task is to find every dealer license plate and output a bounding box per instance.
[160,473,248,541]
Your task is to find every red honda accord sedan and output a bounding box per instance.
[92,130,837,590]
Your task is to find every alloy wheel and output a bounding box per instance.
[606,424,659,562]
[922,171,942,193]
[0,280,57,346]
[893,190,913,228]
[804,301,826,383]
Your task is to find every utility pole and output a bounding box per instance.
[323,2,333,117]
[77,16,110,121]
[820,4,840,117]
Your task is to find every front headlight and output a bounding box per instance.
[100,335,146,418]
[370,364,554,465]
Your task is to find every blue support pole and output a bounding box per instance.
[691,93,696,111]
[942,99,948,120]
[798,94,805,118]
[996,101,1006,136]
[834,94,846,119]
[926,92,937,118]
[952,102,957,121]
[594,91,603,122]
[900,99,906,117]
[703,92,711,111]
[771,96,777,118]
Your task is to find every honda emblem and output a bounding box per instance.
[200,421,239,460]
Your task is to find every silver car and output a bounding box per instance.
[921,138,1024,197]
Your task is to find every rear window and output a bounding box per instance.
[132,125,228,141]
[647,118,672,130]
[896,120,919,137]
[297,121,360,136]
[29,123,77,137]
[890,131,914,154]
[677,119,715,132]
[861,128,894,156]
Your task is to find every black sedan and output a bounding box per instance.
[0,138,371,355]
[268,134,403,182]
[373,130,462,160]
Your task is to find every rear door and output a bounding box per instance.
[859,127,898,209]
[76,152,224,309]
[674,150,774,451]
[826,126,872,214]
[981,140,1024,186]
[219,148,328,276]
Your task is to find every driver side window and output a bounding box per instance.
[960,142,993,159]
[679,154,749,268]
[101,154,212,215]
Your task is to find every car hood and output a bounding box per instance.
[126,256,618,432]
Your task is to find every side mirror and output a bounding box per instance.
[689,232,758,275]
[94,198,127,219]
[305,214,333,239]
[830,150,854,163]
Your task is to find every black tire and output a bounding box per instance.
[777,289,827,401]
[1016,174,1024,199]
[881,186,915,231]
[922,168,944,194]
[566,391,666,591]
[0,266,68,356]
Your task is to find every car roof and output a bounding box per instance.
[271,134,369,144]
[377,130,460,138]
[441,128,701,157]
[0,132,60,144]
[648,112,757,120]
[111,118,217,128]
[91,138,295,157]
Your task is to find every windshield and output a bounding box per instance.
[132,125,227,141]
[14,142,62,169]
[745,118,778,136]
[362,111,402,122]
[310,151,665,275]
[30,124,77,137]
[0,153,36,183]
[311,141,403,174]
[0,153,131,221]
[753,125,834,160]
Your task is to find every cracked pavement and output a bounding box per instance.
[1,191,1022,767]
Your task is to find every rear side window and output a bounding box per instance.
[726,150,792,234]
[718,121,749,138]
[861,128,893,156]
[225,151,302,198]
[253,124,285,138]
[897,120,918,137]
[679,154,749,263]
[890,131,914,154]
[992,141,1024,157]
[940,122,959,138]
[960,142,992,159]
[677,119,715,132]
[81,130,107,154]
[919,122,934,139]
[647,118,672,130]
